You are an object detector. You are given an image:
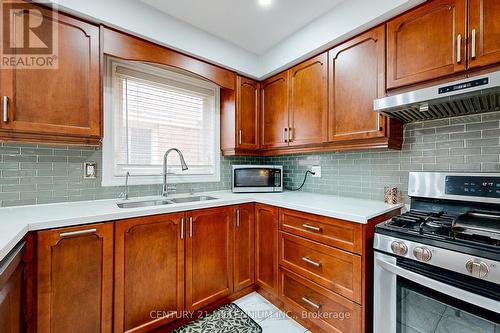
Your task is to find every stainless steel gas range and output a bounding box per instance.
[374,172,500,333]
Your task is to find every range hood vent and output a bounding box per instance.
[374,72,500,123]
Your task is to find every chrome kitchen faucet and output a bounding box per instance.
[162,148,189,197]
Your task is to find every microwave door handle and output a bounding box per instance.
[375,258,500,313]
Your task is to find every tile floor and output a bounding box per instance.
[233,292,309,333]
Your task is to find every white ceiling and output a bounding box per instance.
[139,0,344,55]
[47,0,425,78]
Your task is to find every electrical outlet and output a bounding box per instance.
[311,165,321,178]
[83,161,97,179]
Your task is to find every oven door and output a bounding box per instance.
[374,252,500,333]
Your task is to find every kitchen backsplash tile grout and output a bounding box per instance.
[0,111,499,207]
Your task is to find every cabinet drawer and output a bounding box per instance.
[279,232,361,303]
[279,209,362,254]
[280,268,362,333]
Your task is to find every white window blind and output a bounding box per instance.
[102,60,220,186]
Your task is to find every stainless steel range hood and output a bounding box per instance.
[374,71,500,123]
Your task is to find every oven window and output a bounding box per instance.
[397,278,500,333]
[234,169,276,187]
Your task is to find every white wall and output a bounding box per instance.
[44,0,424,79]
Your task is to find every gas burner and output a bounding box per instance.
[385,210,456,239]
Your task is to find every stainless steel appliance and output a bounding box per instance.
[232,165,283,193]
[374,71,500,123]
[374,172,500,333]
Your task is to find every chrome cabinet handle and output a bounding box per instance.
[283,128,288,143]
[60,228,97,238]
[302,224,321,232]
[471,29,476,59]
[288,127,293,142]
[457,34,462,63]
[302,257,321,267]
[302,296,321,310]
[238,130,242,145]
[180,217,185,239]
[189,217,193,238]
[2,96,8,123]
[236,209,240,228]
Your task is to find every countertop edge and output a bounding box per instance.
[0,194,403,262]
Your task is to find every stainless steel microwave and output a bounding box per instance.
[232,165,283,193]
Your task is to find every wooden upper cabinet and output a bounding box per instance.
[114,213,185,333]
[255,204,279,293]
[233,204,256,292]
[0,4,101,145]
[328,26,386,142]
[185,208,233,311]
[236,77,260,150]
[386,0,467,89]
[261,72,289,149]
[289,53,328,146]
[468,0,500,68]
[36,223,113,333]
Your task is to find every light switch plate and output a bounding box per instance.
[83,161,97,179]
[311,165,321,178]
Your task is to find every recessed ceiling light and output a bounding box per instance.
[258,0,272,7]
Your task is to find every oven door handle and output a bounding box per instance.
[376,258,500,313]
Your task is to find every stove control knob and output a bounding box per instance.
[465,260,489,279]
[391,241,408,256]
[413,247,432,262]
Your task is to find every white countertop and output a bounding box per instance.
[0,191,403,262]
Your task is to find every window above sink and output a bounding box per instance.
[102,58,221,187]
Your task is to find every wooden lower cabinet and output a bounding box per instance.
[36,223,114,333]
[233,204,256,292]
[114,213,185,333]
[255,204,279,293]
[280,268,362,333]
[185,207,234,311]
[279,232,362,303]
[0,243,26,333]
[31,204,398,332]
[274,208,400,333]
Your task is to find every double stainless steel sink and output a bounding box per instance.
[117,195,218,209]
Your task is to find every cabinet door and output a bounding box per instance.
[0,244,25,333]
[114,213,185,333]
[37,223,113,333]
[0,4,101,140]
[328,26,386,142]
[237,76,260,149]
[468,0,500,68]
[261,72,289,149]
[233,204,255,292]
[186,207,233,311]
[255,204,279,294]
[289,53,328,146]
[386,0,467,89]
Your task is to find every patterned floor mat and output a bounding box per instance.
[171,303,262,333]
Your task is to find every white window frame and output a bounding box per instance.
[102,58,221,187]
